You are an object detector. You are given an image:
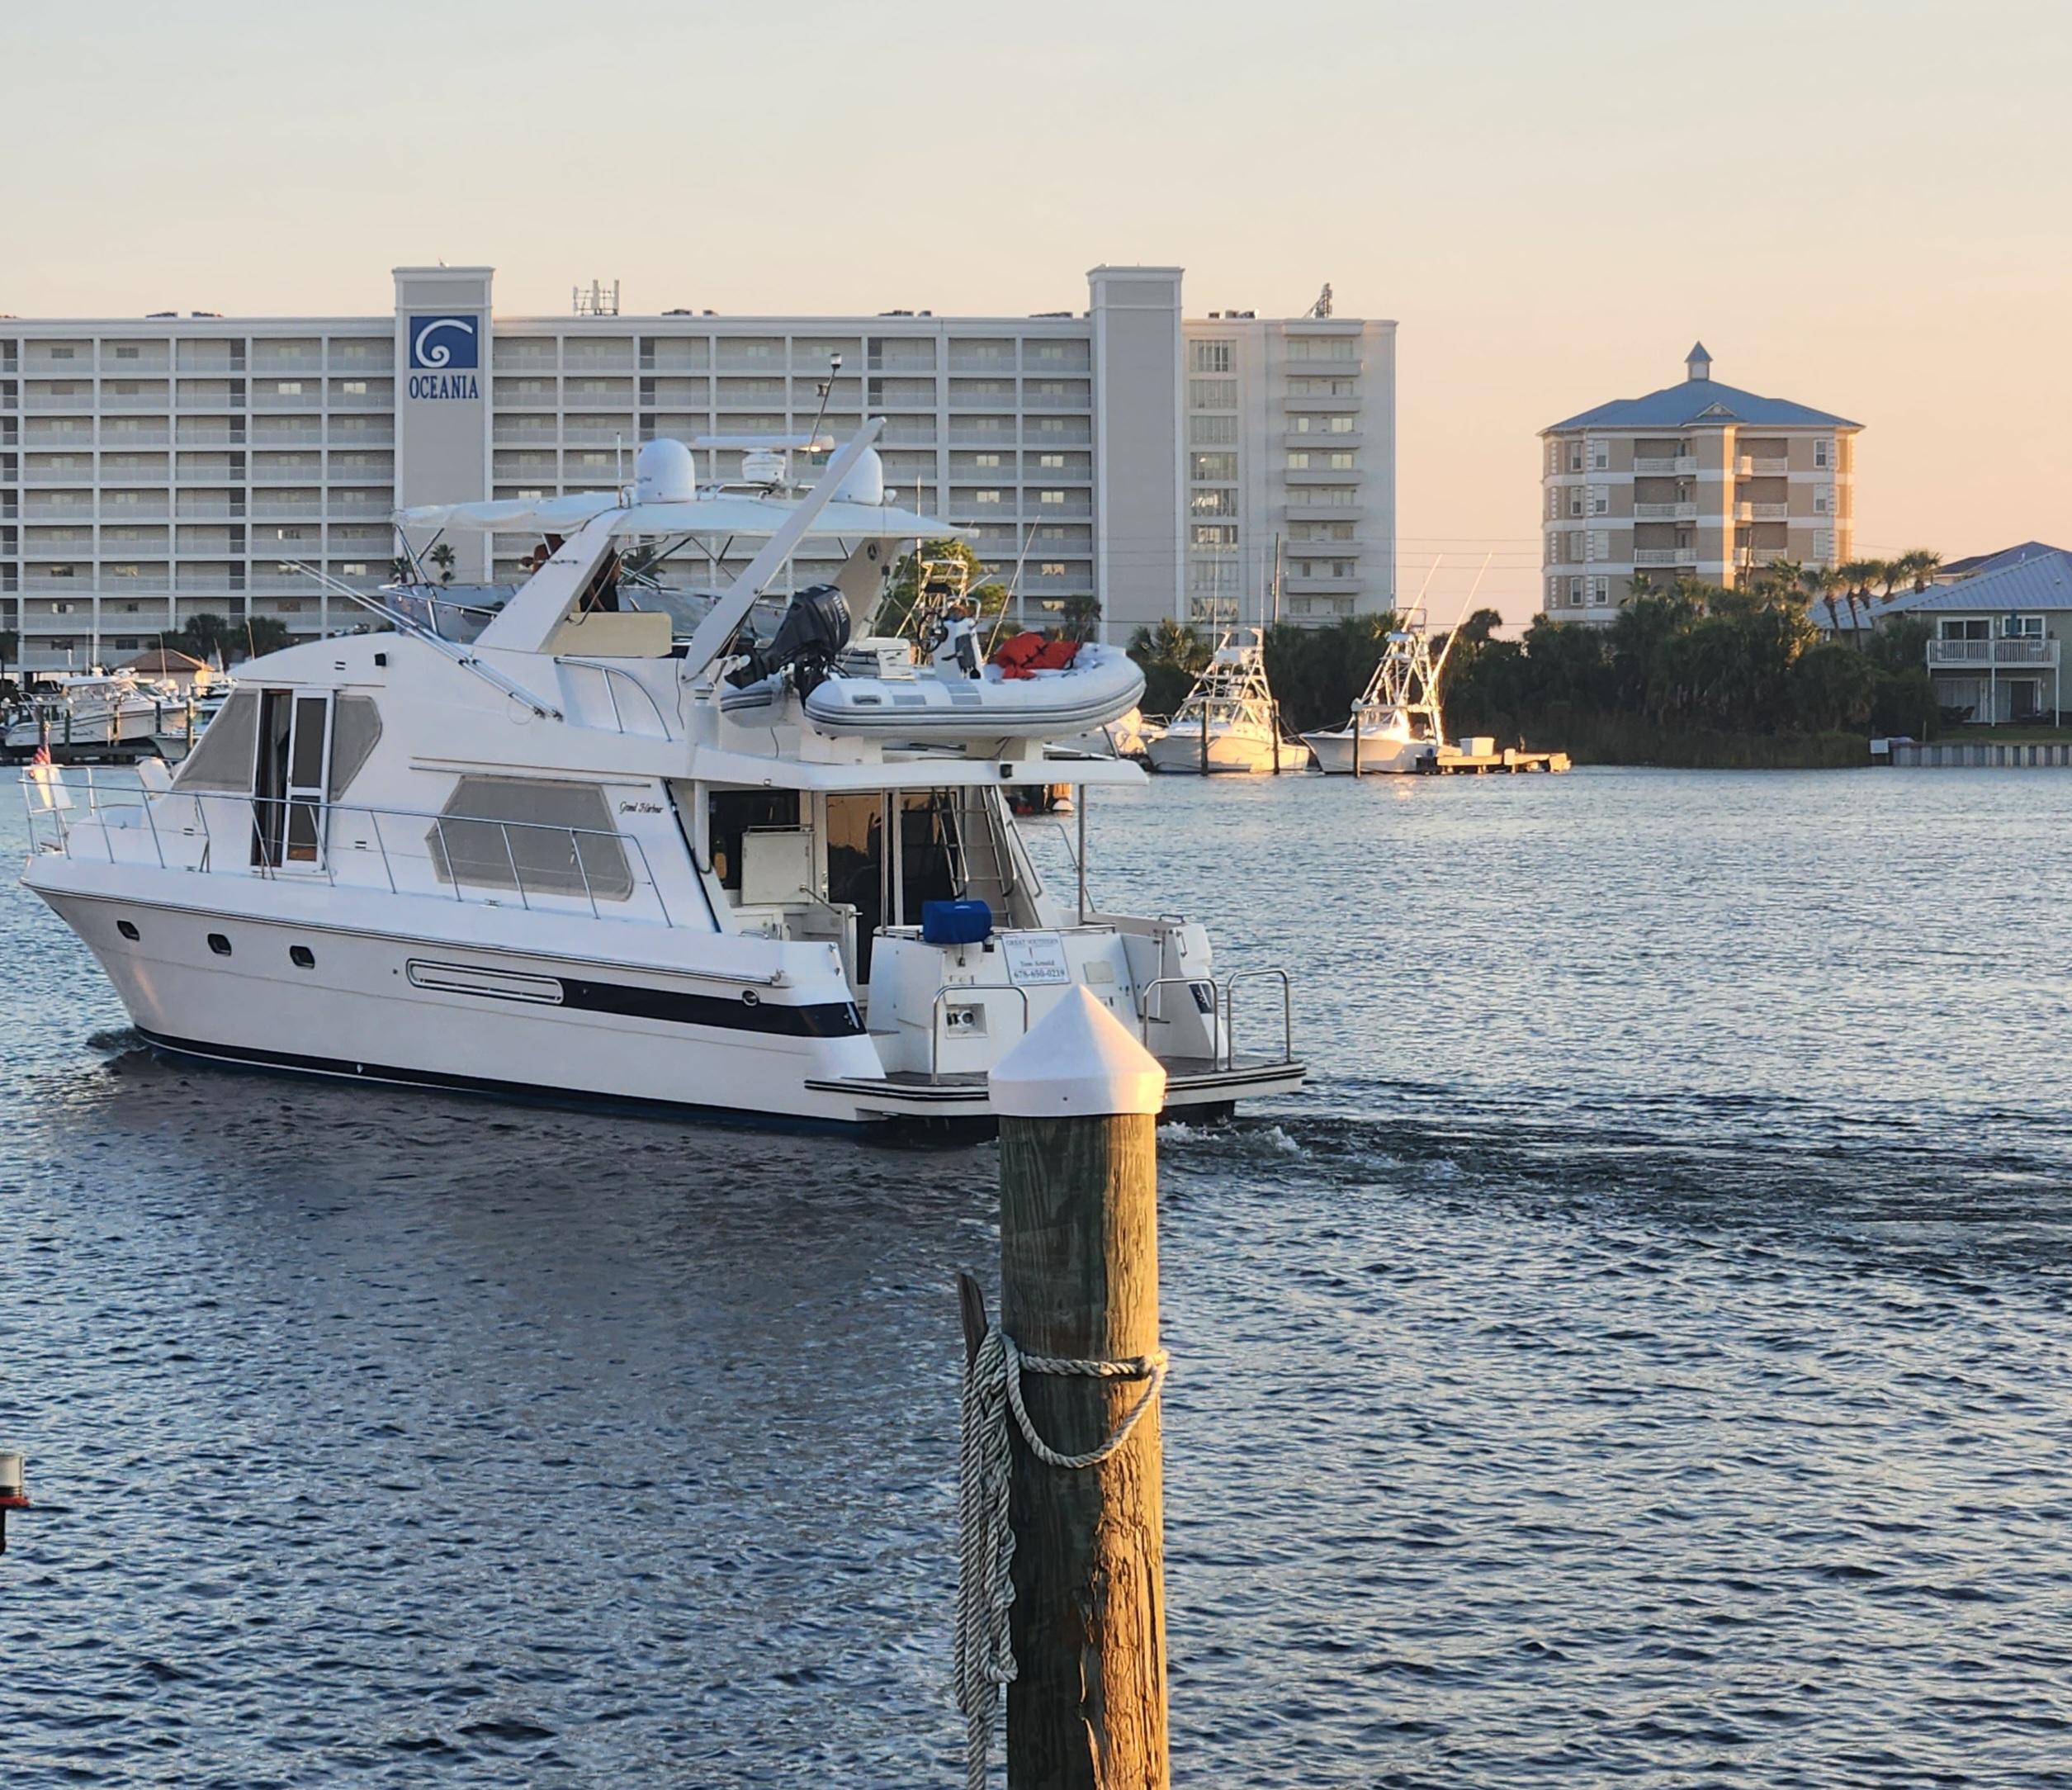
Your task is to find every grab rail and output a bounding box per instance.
[1219,967,1294,1071]
[929,983,1032,1082]
[1134,975,1212,1049]
[560,659,674,740]
[21,769,682,931]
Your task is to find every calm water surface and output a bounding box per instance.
[4,768,2071,1786]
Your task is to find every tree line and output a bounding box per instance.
[1128,560,1947,750]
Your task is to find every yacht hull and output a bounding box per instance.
[1143,729,1284,774]
[1300,730,1431,775]
[31,880,893,1133]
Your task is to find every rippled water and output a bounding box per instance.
[6,768,2072,1786]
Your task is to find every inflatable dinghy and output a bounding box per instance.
[803,640,1144,743]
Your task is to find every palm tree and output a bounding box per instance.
[1875,557,1902,604]
[1836,559,1880,637]
[1801,564,1846,635]
[427,543,458,587]
[1895,548,1943,593]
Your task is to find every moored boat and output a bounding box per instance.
[1142,628,1288,774]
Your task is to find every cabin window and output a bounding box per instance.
[326,694,383,796]
[116,920,140,940]
[427,775,634,901]
[207,933,232,956]
[707,788,801,892]
[289,945,315,968]
[170,686,260,792]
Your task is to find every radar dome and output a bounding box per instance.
[635,438,697,504]
[831,447,885,506]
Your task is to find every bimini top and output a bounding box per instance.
[397,436,967,539]
[396,491,964,539]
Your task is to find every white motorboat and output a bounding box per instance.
[21,429,1303,1136]
[1143,628,1289,774]
[1301,623,1452,774]
[6,672,185,759]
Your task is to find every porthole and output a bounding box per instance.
[289,945,315,969]
[207,933,232,957]
[116,920,140,941]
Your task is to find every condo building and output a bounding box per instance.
[0,266,1397,672]
[1540,344,1861,623]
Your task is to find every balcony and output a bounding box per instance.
[1737,456,1789,476]
[1927,638,2060,668]
[1634,502,1698,521]
[1735,501,1790,522]
[1634,548,1698,567]
[1634,456,1698,475]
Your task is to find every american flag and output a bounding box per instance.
[30,741,51,770]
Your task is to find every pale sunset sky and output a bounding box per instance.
[8,0,2069,623]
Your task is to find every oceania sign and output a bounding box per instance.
[406,315,480,399]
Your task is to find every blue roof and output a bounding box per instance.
[1884,550,2072,614]
[1546,370,1861,433]
[1940,540,2070,578]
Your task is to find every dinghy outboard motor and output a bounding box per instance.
[726,584,852,695]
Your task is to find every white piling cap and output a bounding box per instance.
[990,985,1167,1119]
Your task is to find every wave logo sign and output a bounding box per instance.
[409,315,478,371]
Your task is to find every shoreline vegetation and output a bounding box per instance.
[1129,558,1954,770]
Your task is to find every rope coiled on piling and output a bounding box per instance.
[955,1327,1168,1790]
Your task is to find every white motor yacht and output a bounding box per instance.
[1143,628,1289,774]
[21,429,1303,1135]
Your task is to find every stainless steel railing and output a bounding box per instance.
[21,769,681,930]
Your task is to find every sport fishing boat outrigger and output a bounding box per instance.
[21,425,1303,1134]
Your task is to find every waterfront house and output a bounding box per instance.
[118,646,215,692]
[1880,548,2072,725]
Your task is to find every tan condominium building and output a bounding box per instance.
[0,265,1396,671]
[1539,343,1861,623]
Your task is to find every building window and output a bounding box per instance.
[1568,489,1583,517]
[1191,452,1237,481]
[343,380,367,395]
[1289,336,1359,362]
[972,453,1001,468]
[1040,561,1067,576]
[1038,453,1066,469]
[342,562,367,575]
[1567,442,1583,472]
[1328,452,1355,470]
[107,563,140,577]
[277,527,304,540]
[1589,440,1609,471]
[1190,341,1234,374]
[1188,379,1237,410]
[1038,490,1066,505]
[1192,524,1237,547]
[1190,414,1237,446]
[1814,486,1832,515]
[1589,576,1609,606]
[277,381,302,395]
[974,490,1001,504]
[1287,452,1311,470]
[1190,490,1237,518]
[51,346,75,360]
[1814,438,1832,469]
[1589,486,1609,515]
[113,345,140,361]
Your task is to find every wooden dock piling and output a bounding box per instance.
[986,989,1171,1790]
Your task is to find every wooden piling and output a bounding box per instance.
[991,990,1171,1790]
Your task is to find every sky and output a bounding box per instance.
[7,0,2071,626]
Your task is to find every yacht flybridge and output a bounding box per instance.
[21,427,1303,1134]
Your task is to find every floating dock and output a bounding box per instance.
[1418,741,1571,775]
[1880,740,2072,769]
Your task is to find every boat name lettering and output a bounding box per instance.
[617,800,663,814]
[406,372,480,402]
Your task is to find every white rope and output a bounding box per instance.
[954,1326,1168,1790]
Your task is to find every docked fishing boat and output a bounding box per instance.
[21,427,1303,1135]
[152,684,234,763]
[5,672,183,761]
[1301,620,1452,774]
[1143,628,1288,774]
